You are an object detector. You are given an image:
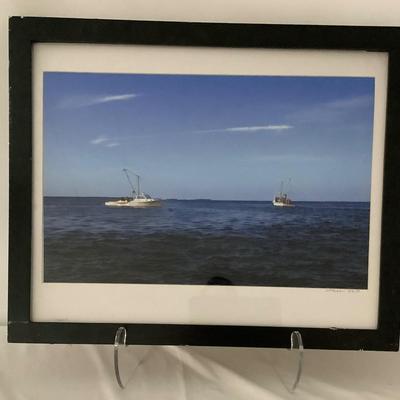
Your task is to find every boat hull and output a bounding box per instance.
[272,200,294,207]
[105,199,162,207]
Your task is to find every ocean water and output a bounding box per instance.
[44,197,370,288]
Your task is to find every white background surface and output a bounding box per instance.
[1,0,400,399]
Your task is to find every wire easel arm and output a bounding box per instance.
[290,330,304,393]
[114,327,127,389]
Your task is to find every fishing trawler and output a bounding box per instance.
[105,169,161,208]
[272,180,294,207]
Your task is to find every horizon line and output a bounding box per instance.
[43,195,370,203]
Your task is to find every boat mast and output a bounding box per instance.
[136,174,140,196]
[280,181,283,197]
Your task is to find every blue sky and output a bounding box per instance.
[43,72,374,201]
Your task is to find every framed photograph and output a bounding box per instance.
[8,17,400,350]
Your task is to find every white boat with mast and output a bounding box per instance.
[272,180,294,207]
[105,169,162,207]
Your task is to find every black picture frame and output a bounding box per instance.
[8,16,400,350]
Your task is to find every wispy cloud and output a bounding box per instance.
[90,136,120,148]
[326,95,373,110]
[58,93,139,109]
[289,95,374,124]
[105,142,120,147]
[94,94,138,104]
[90,136,108,145]
[197,124,293,133]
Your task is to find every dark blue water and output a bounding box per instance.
[44,197,369,288]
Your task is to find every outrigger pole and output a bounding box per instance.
[122,168,141,196]
[123,168,136,196]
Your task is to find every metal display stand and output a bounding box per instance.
[113,327,304,393]
[113,327,127,389]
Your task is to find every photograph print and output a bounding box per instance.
[43,71,374,289]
